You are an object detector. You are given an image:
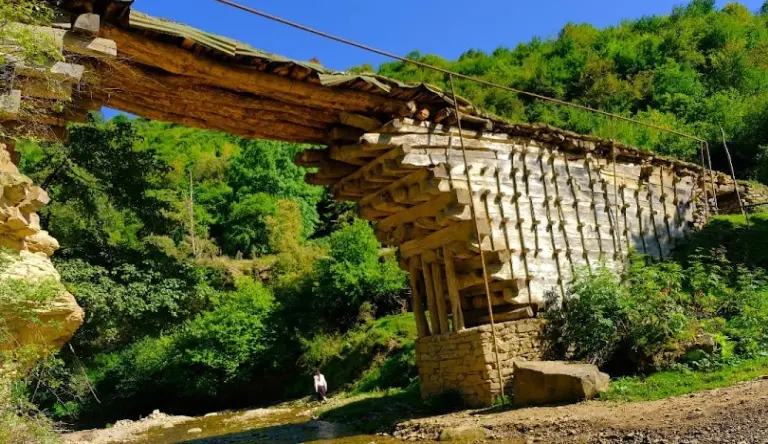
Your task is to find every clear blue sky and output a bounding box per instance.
[104,0,764,117]
[130,0,763,70]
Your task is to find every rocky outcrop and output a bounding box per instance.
[0,143,83,371]
[513,361,609,406]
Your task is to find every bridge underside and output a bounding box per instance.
[1,2,744,336]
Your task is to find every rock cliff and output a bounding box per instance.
[0,143,83,371]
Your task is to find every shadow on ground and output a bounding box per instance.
[181,419,367,444]
[319,390,426,434]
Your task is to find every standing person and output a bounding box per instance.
[313,369,328,403]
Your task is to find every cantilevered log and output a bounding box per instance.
[100,25,417,143]
[474,306,533,325]
[103,92,326,143]
[101,67,331,132]
[375,189,470,233]
[400,220,490,259]
[339,112,384,132]
[295,149,328,168]
[102,63,340,125]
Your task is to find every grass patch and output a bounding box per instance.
[602,356,768,402]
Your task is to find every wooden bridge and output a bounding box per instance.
[0,3,748,403]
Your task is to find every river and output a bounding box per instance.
[64,405,431,444]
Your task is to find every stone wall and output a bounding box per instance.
[416,318,545,407]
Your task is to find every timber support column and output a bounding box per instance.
[408,256,430,338]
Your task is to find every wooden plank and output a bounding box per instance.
[442,245,465,331]
[422,254,441,335]
[409,256,431,338]
[431,262,449,334]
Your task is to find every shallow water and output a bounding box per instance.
[137,408,404,444]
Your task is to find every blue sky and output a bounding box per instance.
[130,0,764,70]
[104,0,764,117]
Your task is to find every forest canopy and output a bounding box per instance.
[367,0,768,181]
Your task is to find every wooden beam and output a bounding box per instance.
[328,126,364,143]
[400,220,490,259]
[103,62,340,126]
[442,245,465,331]
[475,306,534,325]
[0,121,67,142]
[422,254,441,335]
[431,262,449,334]
[409,256,431,338]
[340,111,383,132]
[104,93,326,143]
[295,149,328,167]
[375,189,470,233]
[100,25,415,118]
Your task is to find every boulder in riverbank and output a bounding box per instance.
[513,361,609,406]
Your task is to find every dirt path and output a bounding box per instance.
[395,377,768,443]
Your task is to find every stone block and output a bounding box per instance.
[513,361,609,406]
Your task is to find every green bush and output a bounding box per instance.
[545,248,768,374]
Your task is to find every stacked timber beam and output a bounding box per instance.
[297,118,709,336]
[0,12,116,145]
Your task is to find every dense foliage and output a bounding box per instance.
[544,215,768,375]
[16,116,407,426]
[370,0,768,181]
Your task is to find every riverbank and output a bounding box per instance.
[394,376,768,443]
[63,373,768,443]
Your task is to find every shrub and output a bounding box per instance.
[544,250,768,375]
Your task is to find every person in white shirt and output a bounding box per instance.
[313,369,328,403]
